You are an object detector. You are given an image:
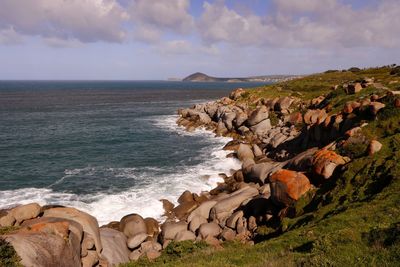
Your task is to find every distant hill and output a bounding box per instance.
[182,72,299,83]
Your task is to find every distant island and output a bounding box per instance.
[181,72,300,82]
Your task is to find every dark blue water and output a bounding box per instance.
[0,80,266,223]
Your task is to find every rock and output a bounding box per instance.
[270,133,288,148]
[216,120,228,135]
[100,228,130,266]
[21,216,83,261]
[247,106,269,126]
[236,143,254,161]
[368,140,383,155]
[4,229,80,267]
[275,97,294,112]
[173,201,198,221]
[43,207,102,255]
[129,250,142,261]
[229,88,246,100]
[369,102,386,116]
[226,211,243,229]
[234,112,248,128]
[178,190,194,204]
[0,211,15,227]
[140,240,162,253]
[269,169,311,206]
[286,112,303,125]
[221,228,236,241]
[259,184,271,198]
[347,83,363,94]
[312,149,347,179]
[198,222,221,239]
[81,250,99,267]
[233,170,244,182]
[223,112,237,130]
[160,199,175,214]
[127,233,148,249]
[187,200,217,223]
[311,95,325,107]
[146,250,162,261]
[11,203,41,225]
[188,215,208,233]
[174,230,196,241]
[244,162,283,184]
[248,216,257,231]
[250,119,272,136]
[209,186,259,223]
[343,102,353,114]
[252,144,263,158]
[242,158,256,171]
[118,214,147,239]
[161,221,188,241]
[144,217,159,238]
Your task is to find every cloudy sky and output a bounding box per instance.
[0,0,399,80]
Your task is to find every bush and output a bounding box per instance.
[348,67,361,72]
[164,241,208,258]
[0,238,21,267]
[390,66,400,76]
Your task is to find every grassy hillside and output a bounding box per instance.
[123,65,400,266]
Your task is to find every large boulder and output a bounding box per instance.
[119,214,147,238]
[209,186,259,224]
[368,140,383,155]
[127,233,148,249]
[188,215,208,232]
[174,230,196,241]
[234,112,248,128]
[11,203,41,225]
[172,201,198,221]
[236,143,254,161]
[161,221,188,241]
[21,216,83,262]
[4,223,81,267]
[244,162,283,184]
[250,119,272,136]
[247,106,269,126]
[312,149,347,179]
[269,169,311,206]
[198,222,221,239]
[187,200,217,223]
[100,228,130,266]
[144,217,159,238]
[43,207,102,255]
[222,112,237,131]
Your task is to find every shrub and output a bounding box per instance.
[0,238,21,267]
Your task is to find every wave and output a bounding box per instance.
[0,115,240,225]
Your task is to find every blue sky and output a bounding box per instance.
[0,0,399,80]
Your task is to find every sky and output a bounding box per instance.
[0,0,399,80]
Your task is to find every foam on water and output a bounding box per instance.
[0,115,240,225]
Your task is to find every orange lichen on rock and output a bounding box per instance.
[269,169,311,206]
[312,149,347,179]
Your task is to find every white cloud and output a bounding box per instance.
[0,26,23,45]
[129,0,194,43]
[197,0,400,49]
[0,0,129,43]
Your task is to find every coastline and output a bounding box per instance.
[1,67,399,266]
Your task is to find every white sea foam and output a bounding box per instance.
[0,115,240,225]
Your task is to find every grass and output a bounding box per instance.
[122,66,400,266]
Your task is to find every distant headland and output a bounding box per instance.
[180,72,300,83]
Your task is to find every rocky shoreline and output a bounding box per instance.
[1,74,398,266]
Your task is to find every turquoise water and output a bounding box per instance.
[0,80,267,224]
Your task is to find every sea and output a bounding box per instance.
[0,81,267,225]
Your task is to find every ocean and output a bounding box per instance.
[0,80,267,225]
